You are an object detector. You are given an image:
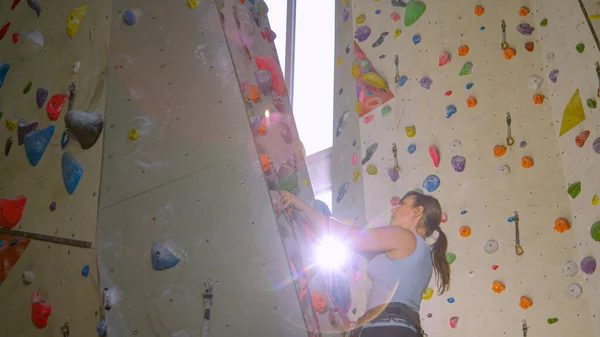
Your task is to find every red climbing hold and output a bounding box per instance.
[11,0,21,10]
[31,291,52,329]
[445,91,452,96]
[0,22,11,41]
[0,196,27,229]
[46,94,68,121]
[576,130,590,148]
[255,57,285,96]
[12,33,18,44]
[492,265,499,270]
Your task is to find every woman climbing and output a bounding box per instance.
[280,190,450,337]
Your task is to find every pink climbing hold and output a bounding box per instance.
[439,51,451,66]
[0,195,27,229]
[391,196,401,206]
[429,145,440,168]
[363,115,374,124]
[391,12,401,22]
[31,291,52,329]
[351,154,358,165]
[449,316,459,328]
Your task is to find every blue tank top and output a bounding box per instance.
[366,232,433,312]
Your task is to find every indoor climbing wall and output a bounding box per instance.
[331,0,599,336]
[0,0,109,335]
[95,0,318,336]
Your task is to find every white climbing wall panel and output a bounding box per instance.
[96,0,309,336]
[331,0,599,336]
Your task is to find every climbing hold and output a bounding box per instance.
[343,6,350,21]
[419,77,432,89]
[362,143,378,165]
[62,152,83,195]
[576,43,585,53]
[524,41,534,52]
[336,58,342,66]
[547,318,558,324]
[46,94,68,121]
[519,6,530,16]
[565,283,582,299]
[356,14,366,24]
[528,75,543,89]
[381,106,392,117]
[458,45,469,56]
[36,88,48,108]
[405,126,416,138]
[594,138,600,154]
[12,33,18,44]
[23,81,32,94]
[336,182,350,202]
[546,53,555,63]
[445,90,452,96]
[459,226,471,237]
[407,144,416,154]
[67,5,87,39]
[521,156,534,168]
[31,292,52,329]
[129,128,140,140]
[498,165,511,175]
[363,72,388,90]
[0,63,10,89]
[449,317,458,329]
[97,321,107,337]
[519,296,533,309]
[466,82,473,90]
[18,30,44,60]
[412,34,421,45]
[18,119,39,145]
[366,164,378,175]
[449,140,462,152]
[533,94,545,106]
[81,265,90,277]
[474,5,484,16]
[480,25,485,30]
[254,70,272,95]
[568,182,581,199]
[405,0,426,27]
[397,75,408,86]
[0,195,27,229]
[562,261,578,277]
[466,96,477,108]
[441,213,447,223]
[22,270,34,284]
[11,0,20,10]
[354,26,371,42]
[447,297,455,303]
[188,0,199,8]
[391,196,401,206]
[391,12,401,22]
[520,141,527,148]
[0,22,10,41]
[351,154,358,166]
[459,62,473,76]
[428,146,439,168]
[64,110,104,150]
[503,47,516,60]
[5,119,17,132]
[492,280,505,294]
[517,23,534,36]
[72,61,81,74]
[593,195,599,206]
[581,256,596,274]
[587,98,597,109]
[151,242,180,271]
[422,288,433,300]
[445,104,457,118]
[352,170,361,182]
[446,253,456,264]
[540,18,548,27]
[27,0,41,16]
[394,29,402,38]
[5,137,13,156]
[24,125,54,167]
[335,111,349,138]
[375,9,381,15]
[492,265,499,270]
[484,240,499,254]
[560,89,585,137]
[438,51,451,66]
[372,32,389,48]
[49,201,56,212]
[242,84,261,103]
[310,291,327,314]
[391,0,407,7]
[451,156,466,172]
[554,218,571,233]
[422,175,440,192]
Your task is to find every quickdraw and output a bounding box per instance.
[394,55,400,83]
[202,279,214,337]
[505,112,515,146]
[595,61,600,97]
[522,319,528,337]
[501,20,508,50]
[61,323,70,337]
[514,212,524,256]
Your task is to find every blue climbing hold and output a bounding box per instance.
[466,83,474,90]
[412,34,421,45]
[507,216,515,222]
[0,63,10,89]
[408,144,416,154]
[81,265,90,277]
[151,242,180,271]
[61,130,70,149]
[422,175,441,192]
[398,75,408,87]
[480,26,485,31]
[446,105,457,118]
[0,240,4,247]
[24,125,54,167]
[447,297,455,303]
[312,199,332,217]
[97,320,107,337]
[123,10,136,26]
[375,9,381,14]
[461,210,467,215]
[352,140,357,147]
[62,152,84,195]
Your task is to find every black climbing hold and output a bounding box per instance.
[391,0,407,7]
[27,0,41,17]
[5,137,13,156]
[64,110,104,150]
[68,82,76,111]
[36,87,48,108]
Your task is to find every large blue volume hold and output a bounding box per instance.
[151,242,180,271]
[62,152,83,194]
[24,125,54,166]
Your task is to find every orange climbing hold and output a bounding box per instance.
[459,226,471,238]
[466,97,477,108]
[458,45,469,56]
[533,94,545,105]
[554,218,571,233]
[494,145,507,157]
[474,5,485,16]
[524,42,534,52]
[519,6,530,16]
[519,296,533,309]
[249,85,261,103]
[260,154,271,172]
[521,156,534,168]
[492,281,505,294]
[310,291,327,314]
[504,47,516,60]
[576,130,590,147]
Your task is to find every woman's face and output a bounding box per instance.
[390,195,419,227]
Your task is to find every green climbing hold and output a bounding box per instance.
[576,43,585,53]
[446,252,456,265]
[547,318,558,324]
[587,99,597,109]
[459,62,473,76]
[405,0,426,27]
[23,81,32,94]
[381,106,391,117]
[568,182,581,199]
[591,221,600,241]
[0,112,3,120]
[540,18,548,27]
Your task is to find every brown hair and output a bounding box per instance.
[401,191,450,294]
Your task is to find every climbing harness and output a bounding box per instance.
[522,319,528,337]
[352,303,427,337]
[514,212,524,256]
[595,61,600,97]
[500,20,508,50]
[61,323,70,337]
[505,112,515,146]
[394,55,400,83]
[202,279,214,337]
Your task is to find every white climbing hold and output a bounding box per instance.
[18,30,44,60]
[546,53,555,63]
[449,140,462,153]
[565,283,582,299]
[562,261,578,277]
[528,75,543,90]
[22,270,34,284]
[72,61,81,74]
[498,165,510,175]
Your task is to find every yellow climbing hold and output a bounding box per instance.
[593,195,599,206]
[362,72,387,90]
[294,139,306,161]
[188,0,199,8]
[343,0,348,4]
[405,126,416,138]
[5,119,17,132]
[356,14,366,24]
[355,101,362,113]
[67,5,87,39]
[303,178,309,186]
[422,288,434,300]
[366,164,378,175]
[337,57,343,66]
[352,62,359,78]
[559,89,585,136]
[352,170,361,182]
[129,128,140,140]
[394,29,402,38]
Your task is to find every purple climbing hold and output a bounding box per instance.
[27,0,41,17]
[343,6,350,21]
[451,156,466,172]
[36,87,48,108]
[355,26,371,42]
[254,70,272,95]
[581,256,596,275]
[520,141,527,148]
[17,118,39,145]
[549,69,559,83]
[372,32,389,48]
[387,167,400,182]
[419,77,433,89]
[49,202,56,212]
[517,23,534,36]
[593,137,600,154]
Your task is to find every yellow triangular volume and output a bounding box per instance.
[559,89,586,136]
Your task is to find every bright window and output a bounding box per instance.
[264,0,287,76]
